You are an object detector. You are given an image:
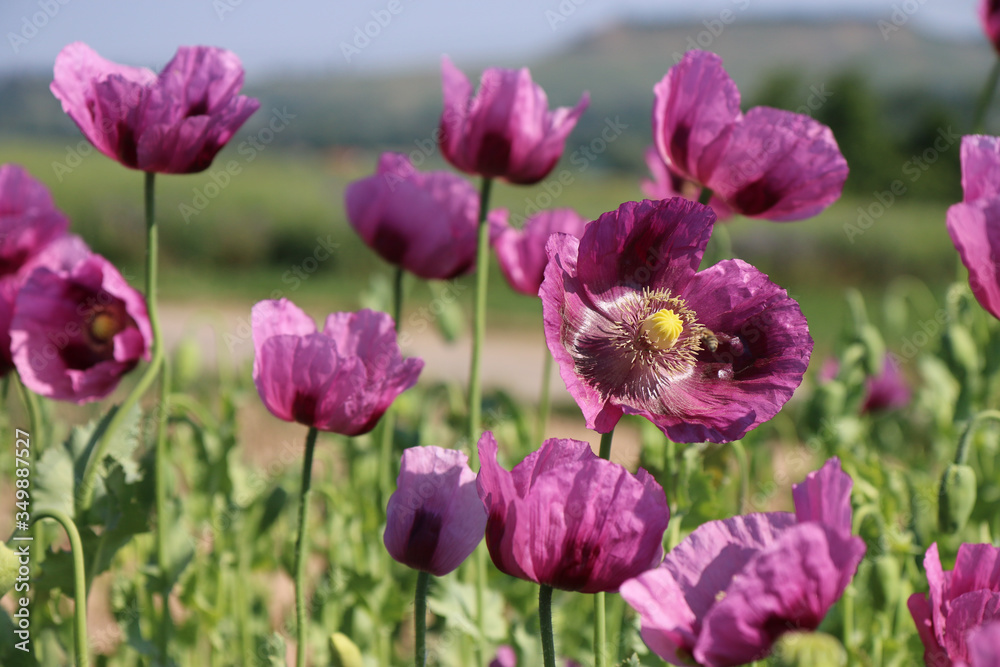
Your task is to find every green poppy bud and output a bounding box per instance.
[870,555,901,611]
[329,632,364,667]
[807,380,847,431]
[172,338,202,388]
[771,631,847,667]
[944,325,979,378]
[858,324,885,377]
[938,463,977,534]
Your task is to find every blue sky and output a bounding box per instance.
[0,0,985,79]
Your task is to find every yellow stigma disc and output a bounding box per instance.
[641,308,684,350]
[90,312,120,342]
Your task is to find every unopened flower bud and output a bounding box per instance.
[772,631,847,667]
[172,338,202,388]
[329,632,364,667]
[870,554,901,611]
[858,324,885,377]
[938,463,977,534]
[944,324,979,378]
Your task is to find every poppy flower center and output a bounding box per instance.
[641,308,684,350]
[90,311,122,342]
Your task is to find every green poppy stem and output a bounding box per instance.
[594,428,614,667]
[973,56,1000,133]
[534,351,554,447]
[468,175,494,464]
[79,171,164,512]
[468,175,494,666]
[294,426,319,667]
[155,360,172,664]
[539,584,556,667]
[414,570,430,667]
[34,508,89,667]
[379,266,405,508]
[730,439,749,513]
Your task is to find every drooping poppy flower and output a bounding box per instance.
[653,50,847,221]
[540,197,811,443]
[620,458,866,667]
[908,542,1000,667]
[10,235,151,403]
[476,433,669,594]
[946,135,1000,320]
[818,354,911,414]
[492,208,588,296]
[861,355,911,413]
[439,56,589,185]
[384,446,486,576]
[641,146,733,221]
[345,152,508,280]
[981,0,1000,54]
[0,164,70,376]
[51,42,259,174]
[251,299,422,435]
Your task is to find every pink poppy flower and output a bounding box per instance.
[641,146,733,221]
[0,164,70,375]
[51,42,259,174]
[439,56,589,185]
[476,433,669,594]
[384,446,486,576]
[968,623,1000,667]
[908,543,1000,667]
[345,152,508,280]
[492,208,588,296]
[10,235,151,403]
[251,299,422,435]
[981,0,1000,54]
[540,198,811,443]
[620,458,866,667]
[946,135,1000,319]
[653,50,847,221]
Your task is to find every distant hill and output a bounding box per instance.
[1,18,991,178]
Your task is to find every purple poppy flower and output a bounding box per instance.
[345,152,508,280]
[439,56,589,185]
[861,355,911,413]
[476,432,669,594]
[489,645,518,667]
[620,458,866,667]
[540,197,811,443]
[981,0,1000,54]
[492,208,588,296]
[641,146,733,221]
[383,446,486,576]
[908,543,1000,667]
[653,50,847,221]
[51,42,259,174]
[0,164,71,376]
[10,235,151,404]
[946,135,1000,320]
[252,299,422,435]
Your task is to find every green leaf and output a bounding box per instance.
[426,576,507,642]
[615,654,641,667]
[32,405,142,521]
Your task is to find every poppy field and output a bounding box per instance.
[2,6,1000,667]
